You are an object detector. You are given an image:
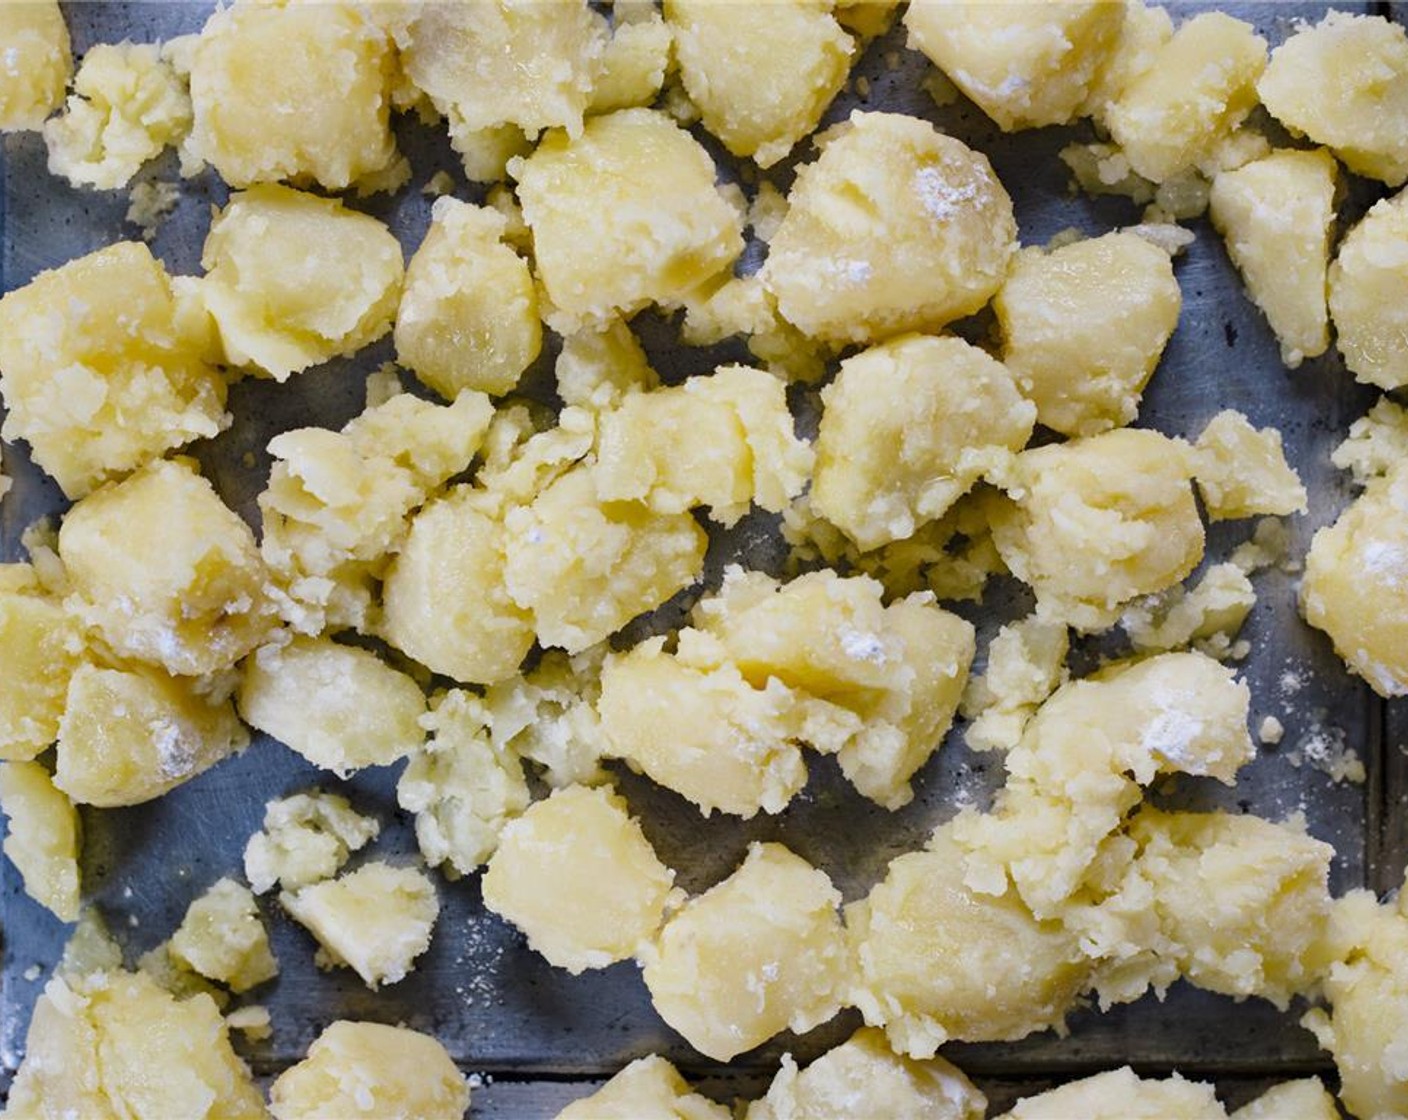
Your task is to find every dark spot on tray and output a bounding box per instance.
[1224,321,1238,348]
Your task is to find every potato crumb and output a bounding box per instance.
[1258,716,1285,746]
[125,179,181,241]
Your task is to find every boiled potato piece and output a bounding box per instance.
[587,12,673,115]
[199,183,404,381]
[904,1,1124,130]
[996,232,1181,437]
[0,570,83,761]
[556,318,659,412]
[170,878,277,993]
[1106,12,1266,182]
[0,242,227,499]
[515,108,743,328]
[483,784,678,973]
[763,111,1015,345]
[1231,1080,1338,1120]
[1192,410,1307,520]
[556,1055,729,1120]
[1209,149,1337,368]
[998,1068,1225,1120]
[0,761,80,922]
[961,614,1069,753]
[56,661,249,808]
[1258,12,1408,187]
[666,0,854,167]
[642,843,849,1062]
[812,334,1034,549]
[482,648,608,790]
[395,198,541,399]
[59,457,275,677]
[244,791,379,894]
[1328,189,1408,391]
[239,636,425,776]
[1080,1,1174,123]
[281,861,438,989]
[270,1020,469,1120]
[0,1,70,131]
[186,0,400,190]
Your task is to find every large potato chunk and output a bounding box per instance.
[186,0,400,190]
[1258,12,1408,187]
[762,111,1015,345]
[0,242,227,498]
[642,843,849,1061]
[904,1,1124,130]
[999,1068,1225,1120]
[199,184,404,381]
[1328,189,1408,391]
[0,761,80,922]
[0,569,82,761]
[665,0,854,167]
[996,232,1181,437]
[0,1,70,131]
[557,1056,730,1120]
[515,108,744,328]
[812,334,1034,549]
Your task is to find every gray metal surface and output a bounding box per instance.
[0,2,1399,1114]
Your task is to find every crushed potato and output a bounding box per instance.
[1328,188,1408,390]
[0,0,70,131]
[1231,1079,1339,1120]
[557,1055,729,1120]
[0,760,80,922]
[587,11,672,116]
[169,877,278,993]
[1193,409,1308,520]
[244,791,379,894]
[961,614,1069,753]
[999,1067,1225,1120]
[0,566,83,761]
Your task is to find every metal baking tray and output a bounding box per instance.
[1,3,1402,1114]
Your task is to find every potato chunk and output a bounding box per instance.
[1208,149,1337,367]
[59,457,274,676]
[904,1,1123,130]
[0,761,80,922]
[244,791,379,894]
[762,111,1015,345]
[587,13,673,115]
[666,0,853,167]
[0,242,227,498]
[555,319,659,411]
[198,184,404,381]
[995,232,1181,437]
[281,862,438,989]
[961,614,1069,753]
[1301,465,1408,697]
[1328,189,1408,391]
[0,1,70,131]
[483,784,678,973]
[56,662,248,808]
[999,1068,1225,1120]
[170,878,278,993]
[989,428,1204,630]
[557,1056,730,1120]
[0,570,83,761]
[515,108,743,328]
[813,334,1034,549]
[395,198,541,398]
[186,0,400,190]
[1231,1080,1338,1120]
[1193,410,1307,520]
[1258,12,1408,187]
[642,843,849,1061]
[271,1021,469,1120]
[1106,12,1266,182]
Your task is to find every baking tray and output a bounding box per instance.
[0,2,1401,1114]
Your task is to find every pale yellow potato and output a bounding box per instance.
[988,428,1204,631]
[746,1027,987,1120]
[595,365,814,525]
[0,571,83,761]
[762,111,1015,345]
[270,1020,468,1120]
[556,318,660,412]
[483,784,678,973]
[556,1055,730,1120]
[961,614,1068,754]
[514,108,744,329]
[199,183,404,381]
[1332,396,1408,486]
[1193,409,1307,520]
[666,0,853,167]
[281,861,438,989]
[0,1,70,131]
[0,761,80,922]
[186,0,400,190]
[482,646,608,789]
[995,232,1181,437]
[848,825,1090,1060]
[642,843,848,1061]
[395,198,541,399]
[1328,189,1408,391]
[397,690,530,877]
[999,1068,1226,1120]
[381,485,536,686]
[1106,12,1267,182]
[56,662,248,808]
[1301,464,1408,697]
[587,12,673,115]
[1231,1079,1338,1120]
[1208,149,1337,368]
[59,457,275,677]
[3,970,265,1120]
[812,334,1034,549]
[503,465,707,652]
[1258,12,1408,187]
[239,636,425,776]
[904,1,1124,131]
[170,878,277,993]
[1079,1,1174,124]
[1122,561,1256,658]
[244,791,379,895]
[0,242,227,498]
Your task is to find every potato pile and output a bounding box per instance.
[0,1,1406,1118]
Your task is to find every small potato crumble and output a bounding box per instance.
[1193,409,1308,521]
[0,760,80,922]
[998,1068,1225,1120]
[244,791,380,895]
[1328,189,1408,390]
[557,1055,730,1120]
[169,877,278,993]
[0,0,70,132]
[1232,1080,1339,1120]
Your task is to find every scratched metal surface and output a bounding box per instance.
[0,2,1399,1114]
